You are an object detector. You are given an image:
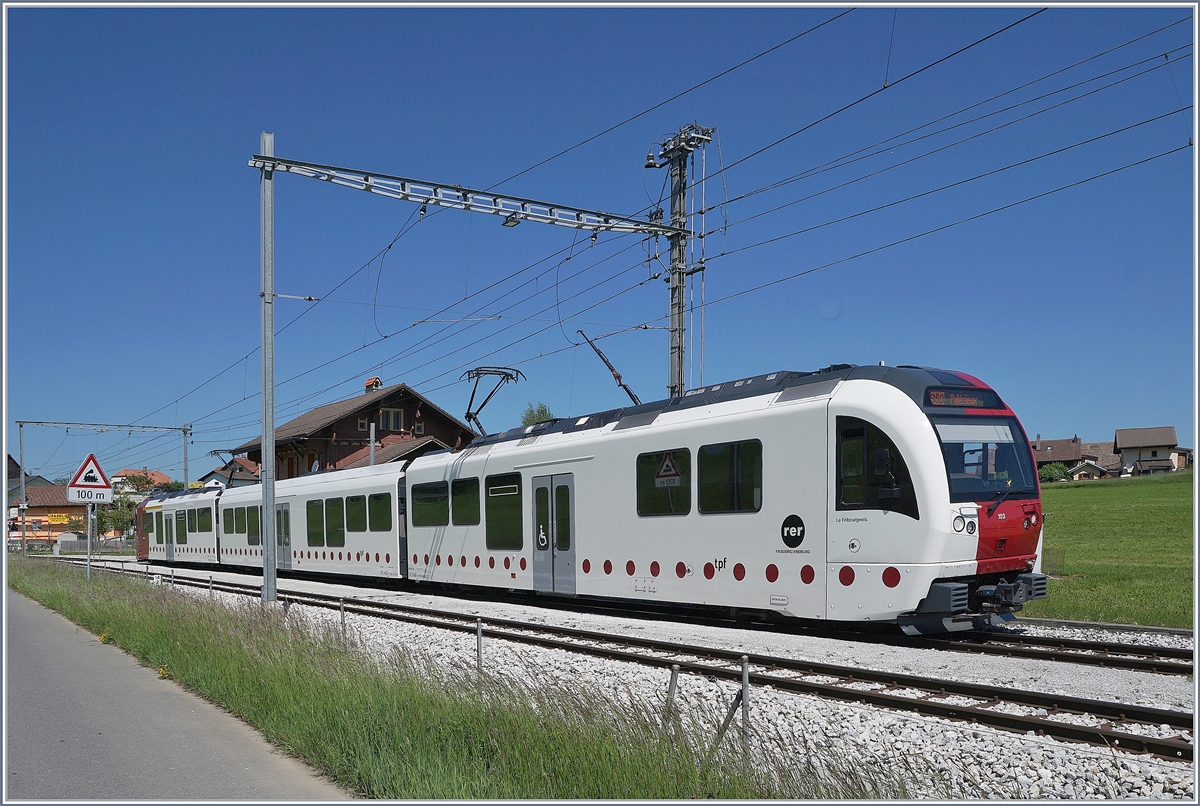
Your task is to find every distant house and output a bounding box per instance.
[111,467,174,492]
[1067,460,1108,481]
[6,454,53,498]
[1114,427,1181,476]
[1030,435,1083,469]
[199,457,260,488]
[7,484,87,543]
[228,378,473,480]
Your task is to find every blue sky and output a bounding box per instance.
[5,5,1195,483]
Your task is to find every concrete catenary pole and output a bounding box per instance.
[260,131,277,601]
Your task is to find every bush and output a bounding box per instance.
[1038,462,1069,483]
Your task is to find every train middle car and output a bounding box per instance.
[136,364,1047,634]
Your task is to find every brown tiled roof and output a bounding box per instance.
[1030,438,1082,465]
[8,485,77,509]
[340,436,447,469]
[1114,426,1178,450]
[1134,459,1175,471]
[113,468,173,486]
[1079,442,1121,470]
[231,383,467,454]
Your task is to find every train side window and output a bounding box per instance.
[412,482,449,527]
[197,507,212,533]
[451,478,480,526]
[836,416,919,520]
[145,512,154,537]
[485,473,523,550]
[368,493,392,532]
[698,440,762,514]
[223,508,235,536]
[326,498,346,547]
[636,449,691,516]
[187,509,197,533]
[175,511,188,545]
[247,505,261,546]
[155,511,164,545]
[346,496,367,532]
[307,500,325,546]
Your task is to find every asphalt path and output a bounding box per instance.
[5,589,350,800]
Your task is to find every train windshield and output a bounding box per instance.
[932,417,1038,503]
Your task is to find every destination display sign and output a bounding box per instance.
[925,387,1001,409]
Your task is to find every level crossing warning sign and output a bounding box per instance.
[654,452,682,488]
[67,454,112,504]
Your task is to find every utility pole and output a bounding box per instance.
[259,132,278,602]
[19,423,26,556]
[648,124,713,399]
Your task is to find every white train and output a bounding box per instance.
[137,364,1047,634]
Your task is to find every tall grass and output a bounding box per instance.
[8,557,959,798]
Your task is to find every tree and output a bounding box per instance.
[160,481,185,493]
[521,402,554,426]
[96,493,136,538]
[65,515,86,533]
[52,476,70,486]
[1038,462,1070,484]
[123,474,157,492]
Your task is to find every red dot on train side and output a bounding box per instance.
[676,562,687,578]
[766,564,779,583]
[604,560,612,575]
[882,567,901,588]
[474,556,480,568]
[385,554,390,564]
[650,561,660,577]
[520,557,527,571]
[626,560,636,576]
[733,563,746,581]
[582,559,591,573]
[504,557,511,570]
[447,555,453,566]
[839,566,855,586]
[704,562,715,580]
[801,565,815,584]
[461,556,466,567]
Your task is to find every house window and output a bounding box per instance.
[1151,450,1158,458]
[381,409,404,432]
[414,420,424,436]
[358,418,369,432]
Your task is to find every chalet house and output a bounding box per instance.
[1067,460,1108,481]
[7,484,87,543]
[1114,427,1187,476]
[1030,435,1083,469]
[229,378,474,480]
[199,457,260,488]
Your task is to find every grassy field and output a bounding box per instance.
[1022,470,1194,628]
[7,557,948,799]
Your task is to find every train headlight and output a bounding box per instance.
[965,520,976,535]
[1031,513,1038,527]
[1023,517,1031,531]
[953,515,965,532]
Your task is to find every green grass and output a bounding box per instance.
[1022,470,1193,628]
[7,557,953,799]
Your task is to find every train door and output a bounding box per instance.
[275,502,292,571]
[175,511,187,558]
[164,511,174,562]
[396,481,408,578]
[532,474,576,595]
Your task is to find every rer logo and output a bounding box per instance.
[781,514,805,548]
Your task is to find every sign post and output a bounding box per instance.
[68,455,111,581]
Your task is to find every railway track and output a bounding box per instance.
[83,558,1194,677]
[84,560,1194,762]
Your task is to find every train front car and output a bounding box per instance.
[828,365,1047,634]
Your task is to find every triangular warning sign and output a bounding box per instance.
[69,454,111,489]
[656,452,680,480]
